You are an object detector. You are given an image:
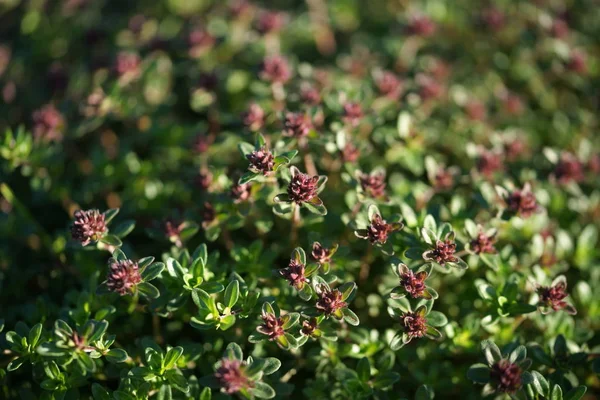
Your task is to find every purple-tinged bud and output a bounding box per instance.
[469,232,497,255]
[506,188,538,218]
[567,50,587,74]
[300,86,321,106]
[434,168,455,191]
[257,311,285,340]
[188,28,215,56]
[399,311,428,339]
[360,171,386,199]
[192,134,211,154]
[287,171,319,204]
[316,287,346,316]
[375,71,403,99]
[255,11,285,34]
[115,52,141,79]
[490,359,522,393]
[279,259,306,290]
[424,239,458,265]
[71,209,107,246]
[503,94,524,116]
[230,182,251,203]
[106,259,142,295]
[32,104,65,142]
[481,7,505,31]
[341,142,360,163]
[465,100,486,121]
[247,147,275,175]
[194,171,213,191]
[283,112,312,138]
[538,281,574,313]
[301,318,319,336]
[551,19,569,39]
[366,214,397,244]
[477,151,504,178]
[406,15,436,37]
[554,154,584,184]
[417,74,443,100]
[215,359,253,394]
[311,242,333,264]
[399,270,428,298]
[342,102,363,127]
[242,103,265,131]
[260,56,291,84]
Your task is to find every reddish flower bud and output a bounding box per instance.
[538,281,574,313]
[316,287,346,316]
[551,19,569,39]
[215,359,253,394]
[469,232,497,255]
[360,171,386,199]
[192,134,211,154]
[287,171,319,204]
[115,52,141,78]
[504,139,527,161]
[247,147,275,175]
[554,154,584,184]
[71,209,107,246]
[481,7,505,31]
[230,182,251,203]
[258,311,285,340]
[490,359,522,393]
[311,242,333,264]
[588,154,600,174]
[106,259,142,295]
[399,270,427,298]
[417,75,444,100]
[399,311,428,340]
[188,28,215,56]
[503,94,524,116]
[567,50,587,74]
[477,151,504,178]
[406,15,436,37]
[283,112,312,138]
[164,218,184,246]
[301,318,319,336]
[342,102,363,127]
[425,238,458,265]
[375,71,403,99]
[506,188,538,218]
[300,86,321,106]
[32,104,65,142]
[366,214,396,244]
[195,171,213,191]
[255,11,285,34]
[260,56,291,84]
[242,103,265,131]
[279,259,306,290]
[341,142,360,163]
[202,202,216,224]
[434,168,455,191]
[465,100,486,121]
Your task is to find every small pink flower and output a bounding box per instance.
[71,209,107,246]
[375,71,403,99]
[32,105,65,142]
[315,287,346,317]
[215,359,253,394]
[106,259,142,295]
[491,359,522,393]
[553,154,584,184]
[342,102,363,127]
[399,310,427,340]
[537,279,576,314]
[242,103,265,131]
[506,187,538,218]
[406,15,436,37]
[283,112,313,138]
[279,259,306,290]
[469,232,497,255]
[287,171,319,204]
[260,56,291,84]
[247,147,274,175]
[255,11,285,34]
[424,238,458,265]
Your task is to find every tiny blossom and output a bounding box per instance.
[287,171,319,204]
[504,139,527,161]
[537,281,575,314]
[465,100,486,121]
[341,142,360,163]
[366,214,396,244]
[552,19,569,39]
[202,202,216,225]
[477,151,503,178]
[399,270,427,298]
[242,103,265,131]
[283,112,312,138]
[71,209,107,246]
[260,55,291,84]
[417,74,443,100]
[481,7,505,31]
[301,318,318,336]
[567,50,587,74]
[434,168,455,191]
[375,71,402,98]
[553,154,584,184]
[503,94,524,116]
[255,11,285,34]
[194,171,213,190]
[230,182,251,203]
[115,52,141,78]
[342,102,363,127]
[258,312,285,340]
[424,238,458,265]
[215,359,253,394]
[490,359,522,393]
[32,104,64,142]
[247,147,274,174]
[300,85,321,106]
[163,218,184,245]
[188,28,215,53]
[406,15,436,36]
[506,187,538,218]
[311,242,333,264]
[316,287,346,316]
[399,311,427,340]
[106,259,142,295]
[192,133,211,154]
[469,232,497,254]
[279,259,306,290]
[360,171,386,199]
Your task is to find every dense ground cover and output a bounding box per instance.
[0,0,599,399]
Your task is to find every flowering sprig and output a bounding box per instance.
[238,134,297,184]
[354,204,403,255]
[310,241,338,274]
[97,249,164,299]
[201,343,281,399]
[535,275,577,315]
[388,298,447,350]
[248,302,300,350]
[389,261,438,300]
[467,340,533,395]
[311,277,359,325]
[274,166,328,216]
[278,247,320,300]
[496,183,541,219]
[464,220,497,256]
[355,167,388,201]
[71,208,129,248]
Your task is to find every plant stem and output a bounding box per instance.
[291,203,300,246]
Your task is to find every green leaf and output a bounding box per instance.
[281,312,300,330]
[157,384,172,400]
[357,357,370,382]
[91,383,111,400]
[426,311,448,327]
[137,282,160,299]
[165,370,190,393]
[199,387,212,400]
[564,386,586,400]
[339,282,356,301]
[342,308,360,326]
[481,340,502,366]
[28,323,43,348]
[262,358,281,375]
[114,391,136,400]
[509,345,527,364]
[137,256,155,269]
[531,371,549,396]
[163,346,184,370]
[103,208,119,224]
[550,384,563,400]
[7,356,26,371]
[105,348,128,363]
[100,234,122,247]
[372,371,400,389]
[249,382,276,399]
[467,363,491,384]
[225,343,243,360]
[238,142,255,156]
[415,384,434,400]
[112,220,136,238]
[141,262,165,281]
[293,247,307,265]
[224,280,240,309]
[304,200,327,216]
